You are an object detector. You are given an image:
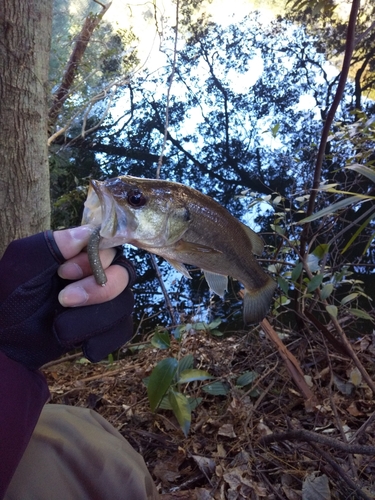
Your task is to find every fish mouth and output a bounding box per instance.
[81,179,133,249]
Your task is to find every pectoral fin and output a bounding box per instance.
[165,258,192,279]
[175,240,222,254]
[203,270,228,298]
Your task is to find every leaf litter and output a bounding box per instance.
[43,324,375,499]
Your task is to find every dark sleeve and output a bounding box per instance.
[0,351,49,499]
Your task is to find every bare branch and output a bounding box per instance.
[156,0,180,179]
[300,0,361,254]
[260,428,375,455]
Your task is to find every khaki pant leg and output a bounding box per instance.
[5,404,159,500]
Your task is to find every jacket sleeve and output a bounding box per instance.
[0,351,49,499]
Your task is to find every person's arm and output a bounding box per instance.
[0,227,136,498]
[0,352,49,498]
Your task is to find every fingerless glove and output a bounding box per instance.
[0,231,136,370]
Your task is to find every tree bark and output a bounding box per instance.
[0,0,52,257]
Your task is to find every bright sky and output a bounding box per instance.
[103,0,276,73]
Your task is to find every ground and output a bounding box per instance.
[42,324,375,499]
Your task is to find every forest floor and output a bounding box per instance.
[42,322,375,500]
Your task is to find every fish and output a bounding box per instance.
[82,175,276,323]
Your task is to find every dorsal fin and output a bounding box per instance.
[240,222,264,256]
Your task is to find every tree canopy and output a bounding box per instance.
[46,0,375,331]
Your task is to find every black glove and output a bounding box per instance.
[0,231,136,370]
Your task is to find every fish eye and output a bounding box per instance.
[127,189,146,208]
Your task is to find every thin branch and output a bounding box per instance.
[354,19,375,48]
[350,410,375,444]
[156,0,180,178]
[300,0,361,255]
[259,318,314,401]
[309,443,372,500]
[150,254,177,325]
[151,0,180,323]
[259,428,375,455]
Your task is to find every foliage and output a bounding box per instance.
[46,3,375,333]
[145,319,224,435]
[144,348,213,436]
[144,318,264,435]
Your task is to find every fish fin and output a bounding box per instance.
[240,222,264,256]
[175,240,222,254]
[203,270,228,298]
[165,258,192,279]
[243,276,276,324]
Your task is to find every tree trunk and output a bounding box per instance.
[0,0,52,257]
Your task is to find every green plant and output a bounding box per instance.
[144,353,213,436]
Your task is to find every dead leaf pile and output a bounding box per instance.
[43,324,375,499]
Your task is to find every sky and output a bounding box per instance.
[101,0,276,73]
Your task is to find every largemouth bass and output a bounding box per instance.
[82,176,276,323]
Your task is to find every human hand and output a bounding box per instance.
[0,226,136,370]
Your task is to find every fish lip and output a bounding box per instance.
[83,178,141,249]
[89,179,121,239]
[81,180,102,227]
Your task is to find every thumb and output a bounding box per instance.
[53,226,94,260]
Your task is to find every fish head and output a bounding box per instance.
[81,176,191,249]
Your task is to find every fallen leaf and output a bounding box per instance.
[196,488,214,500]
[257,420,272,436]
[302,472,330,500]
[213,443,227,458]
[218,424,237,438]
[153,453,184,484]
[192,455,216,475]
[349,367,362,386]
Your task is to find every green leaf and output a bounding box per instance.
[349,309,373,321]
[192,322,208,331]
[274,295,290,308]
[270,224,285,235]
[208,318,221,329]
[168,390,191,436]
[236,371,258,387]
[272,195,282,206]
[291,262,303,281]
[277,276,289,295]
[210,329,224,337]
[299,195,367,223]
[151,330,171,349]
[177,369,214,384]
[172,325,185,341]
[188,397,202,411]
[312,244,330,259]
[320,283,334,300]
[271,123,280,137]
[202,381,230,396]
[346,164,375,184]
[341,293,359,305]
[306,254,320,273]
[326,305,338,318]
[158,394,173,410]
[341,213,375,254]
[307,274,324,292]
[177,354,194,375]
[147,358,178,412]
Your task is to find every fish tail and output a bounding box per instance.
[243,277,276,324]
